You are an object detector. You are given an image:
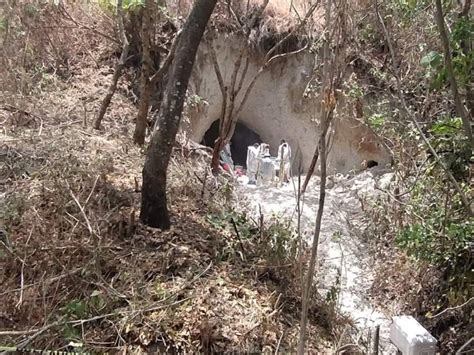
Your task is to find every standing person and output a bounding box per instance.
[278,139,291,184]
[246,143,260,184]
[258,143,270,158]
[255,143,270,184]
[257,149,275,186]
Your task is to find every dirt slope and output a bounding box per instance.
[0,64,338,353]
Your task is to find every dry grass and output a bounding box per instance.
[169,0,325,39]
[0,3,344,352]
[0,68,339,352]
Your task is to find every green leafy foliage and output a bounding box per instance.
[98,0,145,13]
[420,51,446,90]
[62,323,82,343]
[59,290,108,341]
[429,116,472,180]
[395,0,432,18]
[394,156,473,301]
[186,94,209,109]
[207,209,297,265]
[367,113,386,130]
[420,51,442,68]
[420,14,473,90]
[396,116,473,272]
[264,215,298,264]
[450,17,474,86]
[57,289,109,343]
[396,209,473,268]
[62,299,88,319]
[0,17,6,32]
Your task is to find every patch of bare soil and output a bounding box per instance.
[0,63,338,353]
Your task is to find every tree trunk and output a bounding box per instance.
[140,0,218,229]
[434,0,474,148]
[300,0,334,195]
[93,0,129,130]
[297,0,335,351]
[457,0,473,122]
[297,119,329,355]
[301,120,333,194]
[211,137,224,175]
[375,0,473,216]
[133,0,154,145]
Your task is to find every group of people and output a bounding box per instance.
[217,139,292,186]
[246,140,292,186]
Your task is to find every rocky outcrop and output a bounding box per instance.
[185,34,391,173]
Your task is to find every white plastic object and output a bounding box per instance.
[389,315,437,355]
[256,156,275,186]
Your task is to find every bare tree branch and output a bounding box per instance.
[434,0,473,148]
[429,296,474,319]
[59,5,119,44]
[265,0,320,61]
[93,0,129,130]
[297,0,337,351]
[375,0,473,217]
[150,30,182,86]
[207,41,226,97]
[133,0,155,145]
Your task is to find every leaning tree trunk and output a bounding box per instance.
[457,1,473,123]
[93,0,129,130]
[301,119,332,194]
[140,0,218,229]
[434,0,473,148]
[133,0,155,145]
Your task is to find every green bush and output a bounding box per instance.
[207,209,297,265]
[429,116,472,181]
[395,173,473,299]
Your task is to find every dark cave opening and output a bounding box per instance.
[201,120,263,167]
[366,160,379,168]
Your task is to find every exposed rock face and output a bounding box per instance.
[185,34,391,173]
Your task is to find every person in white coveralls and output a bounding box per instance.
[256,143,274,186]
[257,143,270,158]
[246,143,260,184]
[277,139,291,183]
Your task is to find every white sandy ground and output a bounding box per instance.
[237,168,399,353]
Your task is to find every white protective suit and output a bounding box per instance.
[246,145,259,183]
[257,143,270,158]
[277,142,291,183]
[257,155,276,186]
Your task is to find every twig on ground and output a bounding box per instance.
[201,169,208,200]
[371,325,380,355]
[275,331,284,354]
[16,318,65,349]
[15,260,25,309]
[428,297,474,319]
[456,337,474,354]
[336,343,364,353]
[67,181,95,237]
[0,268,83,297]
[230,217,246,261]
[15,227,34,309]
[7,292,196,349]
[84,175,100,206]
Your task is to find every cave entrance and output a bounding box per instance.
[201,120,263,167]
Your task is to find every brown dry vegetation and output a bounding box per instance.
[346,1,473,352]
[1,0,472,353]
[0,2,346,352]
